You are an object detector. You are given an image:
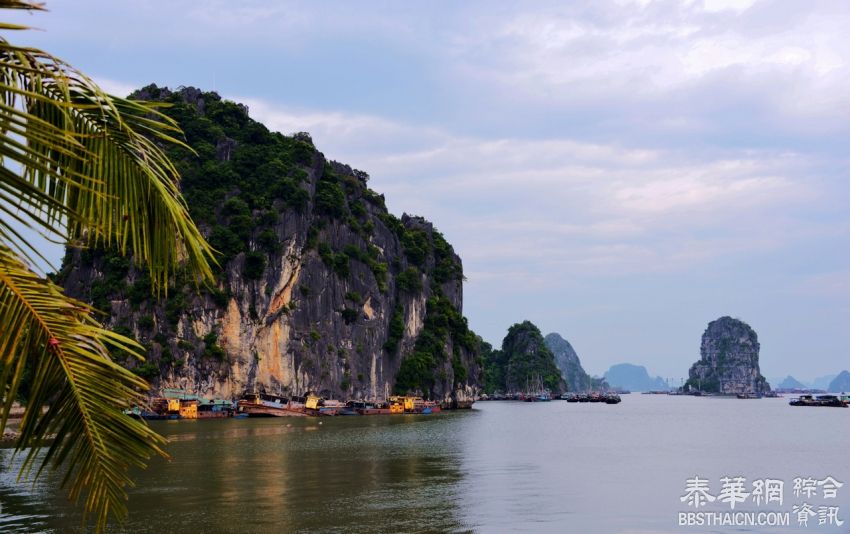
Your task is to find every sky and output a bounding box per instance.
[7,0,849,383]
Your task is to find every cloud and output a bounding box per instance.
[447,0,850,141]
[243,98,828,283]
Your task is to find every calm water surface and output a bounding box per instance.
[1,396,847,533]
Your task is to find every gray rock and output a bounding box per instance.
[684,316,770,394]
[544,333,592,392]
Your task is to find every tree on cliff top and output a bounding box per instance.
[483,321,566,394]
[0,2,214,531]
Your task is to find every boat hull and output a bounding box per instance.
[237,401,306,417]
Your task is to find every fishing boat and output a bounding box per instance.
[736,393,762,399]
[355,400,392,415]
[157,398,182,419]
[390,396,442,414]
[123,405,171,420]
[814,395,847,407]
[317,399,344,416]
[339,401,361,415]
[198,399,235,418]
[521,375,552,402]
[237,393,306,417]
[789,395,848,408]
[604,394,622,404]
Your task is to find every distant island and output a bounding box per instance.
[828,371,850,392]
[603,364,669,392]
[774,376,806,390]
[684,317,770,395]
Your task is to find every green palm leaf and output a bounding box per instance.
[0,244,168,529]
[0,37,215,287]
[0,1,218,531]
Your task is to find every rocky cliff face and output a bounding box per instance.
[684,317,769,394]
[483,322,566,395]
[58,85,481,405]
[828,371,850,392]
[544,333,592,391]
[603,363,668,392]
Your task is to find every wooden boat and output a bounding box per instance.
[354,400,392,415]
[178,399,199,419]
[414,398,442,413]
[339,401,360,415]
[318,399,344,416]
[304,395,343,416]
[237,393,306,417]
[388,396,442,414]
[123,406,171,420]
[198,399,234,418]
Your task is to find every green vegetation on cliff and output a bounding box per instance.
[395,294,477,394]
[482,321,566,394]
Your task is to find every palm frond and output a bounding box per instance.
[0,3,218,532]
[0,244,168,530]
[0,38,215,287]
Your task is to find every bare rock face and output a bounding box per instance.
[685,317,770,394]
[58,85,480,406]
[544,333,591,392]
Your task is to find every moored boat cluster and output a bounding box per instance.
[479,391,622,404]
[124,390,451,420]
[562,392,622,404]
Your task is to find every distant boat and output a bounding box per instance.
[521,374,552,402]
[789,395,848,408]
[604,394,621,404]
[736,393,762,399]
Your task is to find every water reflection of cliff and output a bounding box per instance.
[15,415,470,533]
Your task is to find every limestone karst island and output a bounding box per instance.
[1,2,847,533]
